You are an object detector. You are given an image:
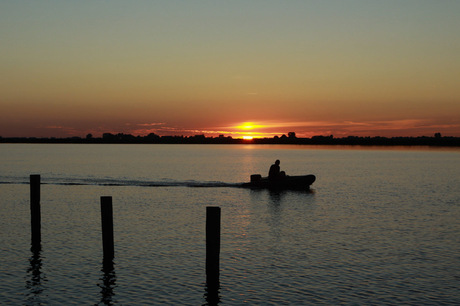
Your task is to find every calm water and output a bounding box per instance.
[1,144,459,305]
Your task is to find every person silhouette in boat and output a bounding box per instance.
[268,160,286,180]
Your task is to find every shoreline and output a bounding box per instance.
[1,135,459,147]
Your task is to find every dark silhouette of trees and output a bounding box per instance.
[1,132,459,146]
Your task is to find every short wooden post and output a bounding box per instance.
[30,174,41,251]
[206,206,221,288]
[101,196,114,260]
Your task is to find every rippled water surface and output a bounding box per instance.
[1,144,459,305]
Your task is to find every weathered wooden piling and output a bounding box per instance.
[206,206,221,288]
[100,196,114,260]
[30,174,41,250]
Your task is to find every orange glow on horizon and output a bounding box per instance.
[229,121,277,139]
[124,118,460,139]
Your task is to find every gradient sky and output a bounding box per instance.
[1,1,460,138]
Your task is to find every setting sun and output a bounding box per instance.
[236,122,265,130]
[225,121,285,139]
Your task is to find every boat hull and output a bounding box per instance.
[241,174,316,190]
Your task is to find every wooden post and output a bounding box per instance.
[206,206,221,289]
[30,174,41,251]
[101,196,114,260]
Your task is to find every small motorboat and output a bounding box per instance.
[241,174,316,190]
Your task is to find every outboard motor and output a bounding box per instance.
[250,174,262,182]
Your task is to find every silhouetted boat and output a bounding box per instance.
[241,174,316,190]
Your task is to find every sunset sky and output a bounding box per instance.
[1,1,460,138]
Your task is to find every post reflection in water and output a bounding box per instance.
[97,259,117,305]
[26,245,46,305]
[203,281,220,306]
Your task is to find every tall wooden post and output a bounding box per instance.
[206,206,221,289]
[30,174,41,251]
[101,196,114,260]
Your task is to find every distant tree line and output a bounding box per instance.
[1,132,459,146]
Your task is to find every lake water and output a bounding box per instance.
[0,144,459,305]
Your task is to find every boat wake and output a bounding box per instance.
[0,177,243,188]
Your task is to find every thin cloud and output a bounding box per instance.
[136,123,166,127]
[107,118,460,138]
[216,119,457,138]
[43,125,78,133]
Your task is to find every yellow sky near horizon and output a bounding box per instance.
[1,1,460,138]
